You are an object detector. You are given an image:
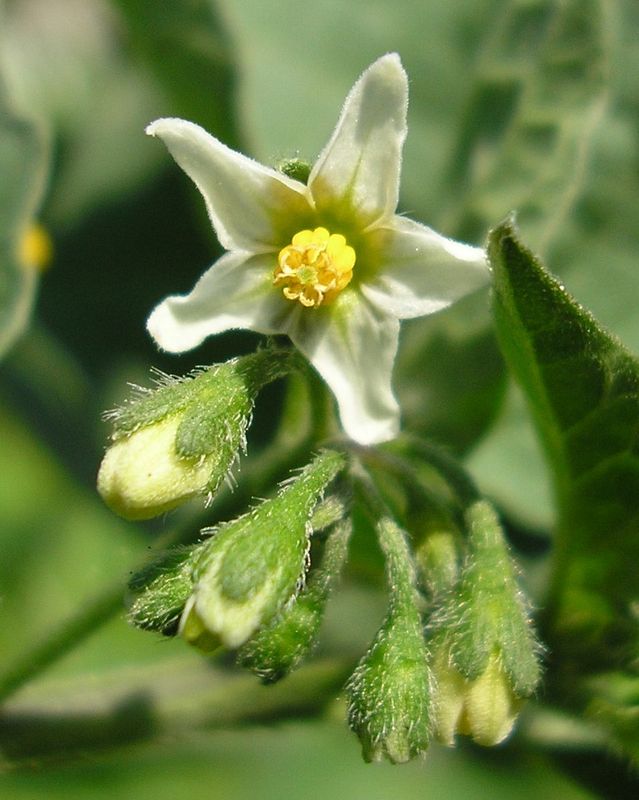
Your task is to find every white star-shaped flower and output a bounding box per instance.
[146,54,488,445]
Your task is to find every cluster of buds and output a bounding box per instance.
[98,356,541,764]
[125,447,349,678]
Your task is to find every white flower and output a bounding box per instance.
[146,54,488,445]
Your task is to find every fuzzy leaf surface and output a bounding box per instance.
[489,218,639,758]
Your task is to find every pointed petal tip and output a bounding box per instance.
[145,117,192,138]
[368,52,406,82]
[145,118,174,137]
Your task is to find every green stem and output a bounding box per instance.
[0,520,193,705]
[0,587,123,705]
[386,435,480,509]
[357,446,458,527]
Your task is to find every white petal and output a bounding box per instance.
[288,293,400,445]
[308,54,408,227]
[147,251,288,352]
[147,118,312,251]
[361,217,489,319]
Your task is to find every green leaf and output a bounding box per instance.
[489,217,639,757]
[407,0,612,461]
[2,0,166,225]
[0,85,48,359]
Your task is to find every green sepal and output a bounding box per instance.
[278,157,311,185]
[415,528,461,601]
[441,500,541,697]
[308,495,347,532]
[188,450,345,649]
[127,542,206,636]
[347,518,431,764]
[108,347,292,450]
[237,517,351,682]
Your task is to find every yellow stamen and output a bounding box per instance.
[274,226,355,307]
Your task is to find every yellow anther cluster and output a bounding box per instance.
[274,227,355,307]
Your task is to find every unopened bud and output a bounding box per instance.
[238,516,351,681]
[184,450,345,649]
[416,528,460,599]
[179,597,222,653]
[457,651,521,745]
[429,500,541,746]
[347,518,431,763]
[98,349,292,519]
[98,415,214,520]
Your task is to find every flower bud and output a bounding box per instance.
[184,450,345,649]
[179,597,222,653]
[278,157,311,184]
[347,518,431,763]
[98,415,214,520]
[238,516,351,682]
[431,645,522,746]
[127,542,206,636]
[416,528,460,599]
[98,348,292,520]
[429,500,541,746]
[457,652,521,745]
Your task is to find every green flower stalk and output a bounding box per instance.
[347,517,432,763]
[429,500,542,746]
[181,450,345,650]
[98,348,292,520]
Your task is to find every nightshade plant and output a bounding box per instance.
[97,55,542,763]
[3,2,639,790]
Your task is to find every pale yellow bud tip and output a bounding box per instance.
[458,652,520,746]
[432,649,521,747]
[97,416,212,520]
[179,598,222,653]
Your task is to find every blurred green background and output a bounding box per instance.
[1,0,638,796]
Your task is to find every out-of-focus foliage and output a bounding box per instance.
[0,83,48,359]
[1,0,638,796]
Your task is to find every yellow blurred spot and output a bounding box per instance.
[18,223,53,272]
